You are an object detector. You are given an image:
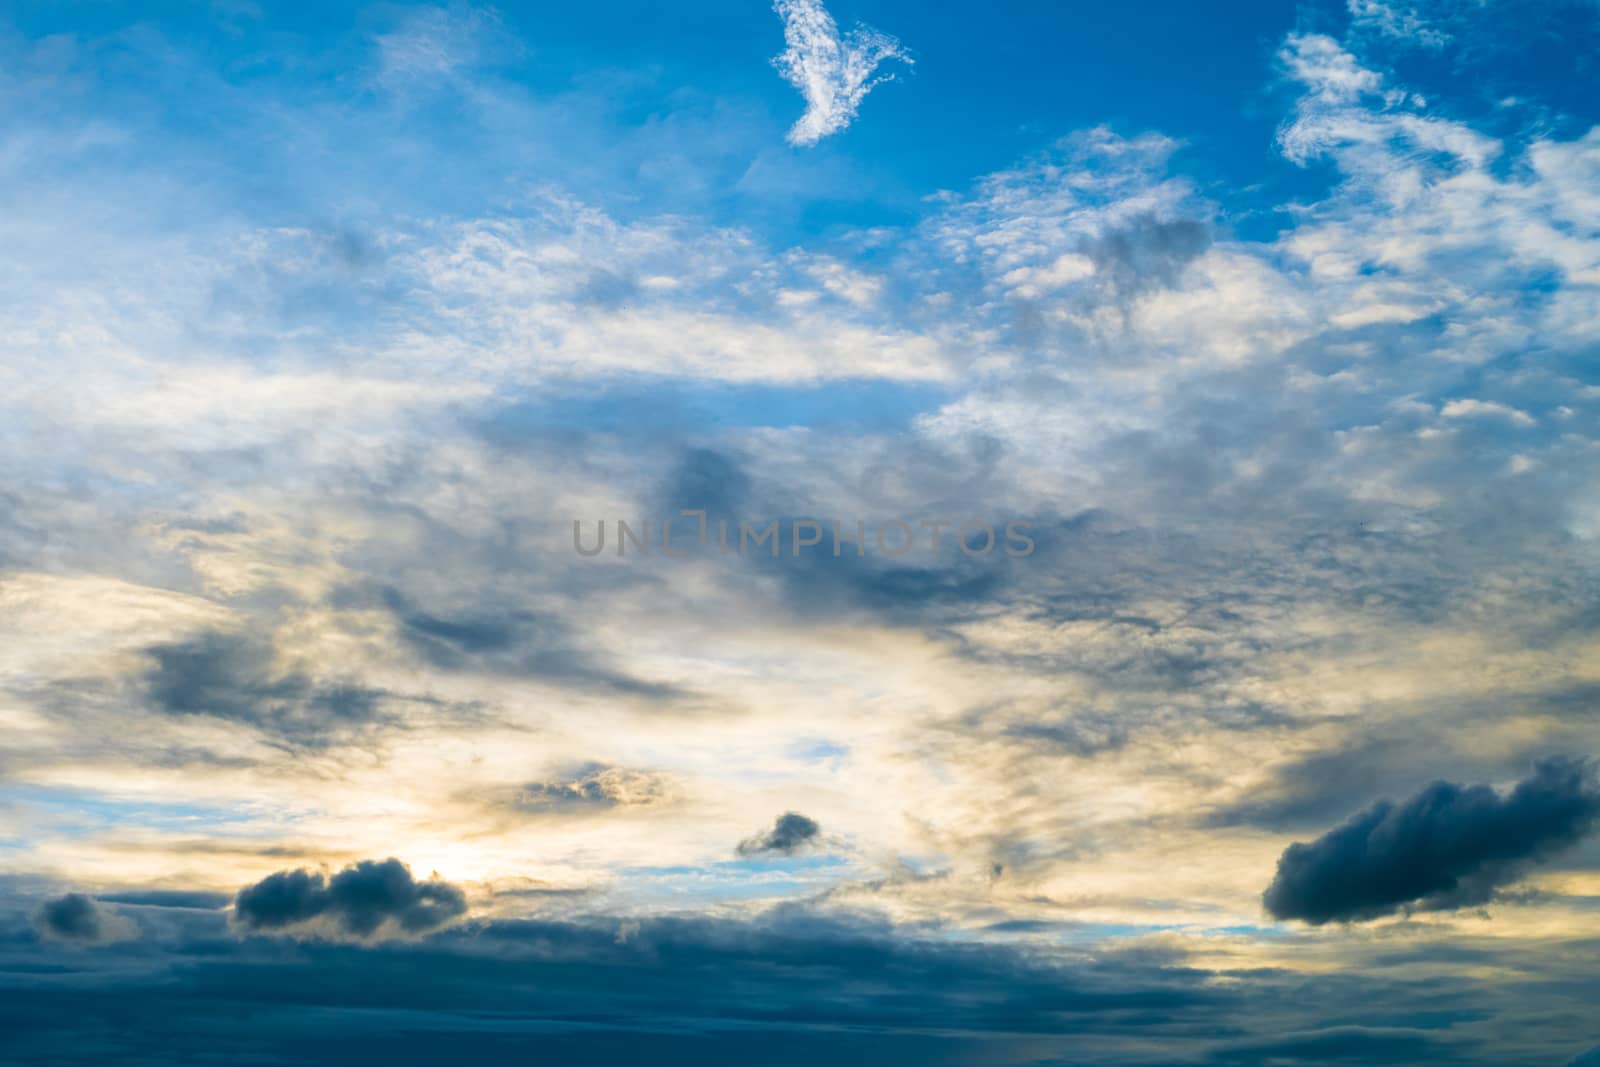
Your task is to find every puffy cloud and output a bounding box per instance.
[1263,758,1600,923]
[32,893,132,945]
[771,0,911,146]
[738,812,822,856]
[232,859,468,940]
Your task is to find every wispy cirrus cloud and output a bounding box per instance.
[771,0,911,146]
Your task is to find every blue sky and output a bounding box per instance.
[4,1,1600,1064]
[7,0,1596,244]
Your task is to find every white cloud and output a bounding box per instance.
[1000,253,1096,298]
[402,208,955,383]
[771,0,911,147]
[1347,0,1451,49]
[1440,398,1536,426]
[374,6,500,90]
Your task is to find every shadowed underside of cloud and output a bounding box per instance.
[10,899,1574,1066]
[771,0,910,146]
[1205,1025,1450,1065]
[1263,757,1600,923]
[0,904,1236,1065]
[232,858,467,940]
[738,811,821,856]
[97,890,231,910]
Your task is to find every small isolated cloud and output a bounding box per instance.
[1264,758,1600,924]
[233,858,468,940]
[514,763,670,812]
[738,811,822,856]
[33,893,134,945]
[772,0,911,147]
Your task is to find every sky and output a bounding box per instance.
[3,0,1600,1063]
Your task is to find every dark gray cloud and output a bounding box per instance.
[142,632,387,746]
[0,903,1221,1065]
[636,441,1034,634]
[232,858,468,939]
[1204,1026,1447,1065]
[3,898,1596,1066]
[659,446,751,520]
[738,812,821,857]
[775,547,1010,624]
[1263,758,1600,924]
[33,893,124,944]
[1206,721,1561,834]
[377,588,687,701]
[1087,214,1211,296]
[1209,737,1410,833]
[97,890,231,910]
